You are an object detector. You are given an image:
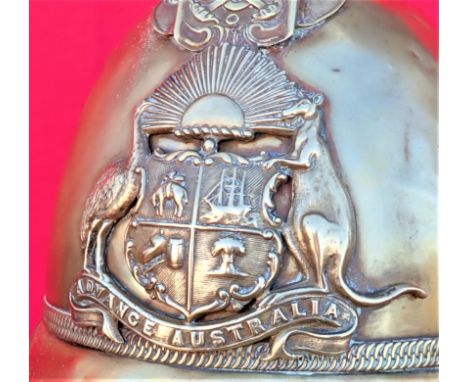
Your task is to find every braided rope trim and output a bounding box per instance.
[174,125,254,139]
[44,302,438,374]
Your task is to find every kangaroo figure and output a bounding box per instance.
[264,97,426,307]
[152,172,188,218]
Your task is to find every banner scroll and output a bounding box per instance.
[70,274,358,355]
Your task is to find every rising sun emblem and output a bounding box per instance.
[139,43,302,139]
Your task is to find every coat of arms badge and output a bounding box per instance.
[39,0,438,375]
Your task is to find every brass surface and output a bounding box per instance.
[35,0,438,377]
[31,323,438,381]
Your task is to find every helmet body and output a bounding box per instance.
[31,0,437,379]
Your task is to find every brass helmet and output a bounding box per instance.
[30,0,438,379]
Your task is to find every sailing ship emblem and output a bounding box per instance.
[201,168,254,226]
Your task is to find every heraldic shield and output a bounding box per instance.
[125,154,282,322]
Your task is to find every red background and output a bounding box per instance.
[30,0,438,335]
